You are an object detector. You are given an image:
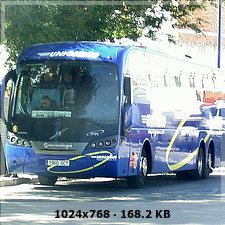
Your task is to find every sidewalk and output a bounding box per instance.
[0,174,38,187]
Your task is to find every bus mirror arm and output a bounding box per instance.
[1,70,16,124]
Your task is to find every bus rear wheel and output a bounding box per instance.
[202,147,213,179]
[188,146,204,180]
[127,148,148,188]
[176,146,212,180]
[38,175,57,186]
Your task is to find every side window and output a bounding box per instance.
[189,73,195,88]
[127,50,149,103]
[175,75,181,87]
[148,54,166,88]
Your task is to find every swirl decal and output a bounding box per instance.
[166,116,212,171]
[47,151,112,174]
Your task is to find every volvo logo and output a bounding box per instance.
[49,128,69,140]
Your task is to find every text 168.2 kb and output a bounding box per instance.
[55,209,171,219]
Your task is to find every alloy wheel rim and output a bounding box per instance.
[140,156,148,177]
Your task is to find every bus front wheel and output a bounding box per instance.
[127,148,148,188]
[38,175,58,186]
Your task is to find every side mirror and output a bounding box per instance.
[3,70,16,83]
[124,104,132,130]
[1,70,16,124]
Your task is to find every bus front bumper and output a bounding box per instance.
[5,144,118,178]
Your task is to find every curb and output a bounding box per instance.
[0,176,39,187]
[213,167,225,173]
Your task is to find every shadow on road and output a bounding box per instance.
[31,173,222,202]
[1,173,224,225]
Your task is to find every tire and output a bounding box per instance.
[189,146,204,180]
[202,148,212,179]
[127,148,148,188]
[38,175,57,186]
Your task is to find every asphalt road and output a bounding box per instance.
[1,170,225,224]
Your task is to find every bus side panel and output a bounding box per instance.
[116,141,130,177]
[221,133,225,163]
[121,129,142,177]
[130,101,202,174]
[80,148,120,178]
[139,128,198,174]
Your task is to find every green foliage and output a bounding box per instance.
[2,0,205,64]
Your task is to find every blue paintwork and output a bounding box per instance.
[5,143,119,178]
[4,41,224,179]
[18,41,127,64]
[0,84,1,116]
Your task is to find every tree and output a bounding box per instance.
[3,0,206,64]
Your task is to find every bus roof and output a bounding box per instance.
[17,41,129,64]
[17,41,219,72]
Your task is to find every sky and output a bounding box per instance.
[0,45,9,83]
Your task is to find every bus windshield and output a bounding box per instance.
[13,60,119,142]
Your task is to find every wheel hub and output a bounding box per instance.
[141,157,148,176]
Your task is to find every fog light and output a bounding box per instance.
[16,139,22,145]
[11,137,16,143]
[105,140,111,146]
[91,143,96,148]
[98,141,104,147]
[23,140,29,147]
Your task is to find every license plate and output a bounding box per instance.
[47,160,70,167]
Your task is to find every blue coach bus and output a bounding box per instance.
[2,42,225,187]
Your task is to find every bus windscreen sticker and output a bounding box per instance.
[31,110,72,118]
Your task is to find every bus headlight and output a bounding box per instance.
[10,137,16,144]
[91,143,96,148]
[87,135,118,149]
[105,140,111,146]
[16,139,22,145]
[7,132,31,148]
[98,141,104,147]
[23,140,30,147]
